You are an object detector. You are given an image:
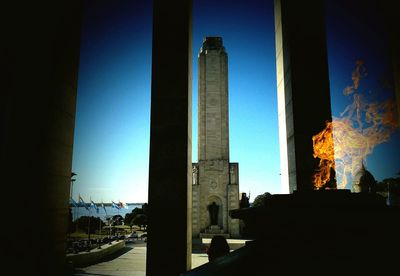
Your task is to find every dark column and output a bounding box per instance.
[393,44,400,124]
[3,1,82,275]
[384,2,400,123]
[274,0,333,192]
[147,0,192,275]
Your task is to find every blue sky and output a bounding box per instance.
[72,0,153,203]
[72,0,399,203]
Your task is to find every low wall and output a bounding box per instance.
[66,240,125,268]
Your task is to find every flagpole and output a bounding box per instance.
[68,204,71,240]
[97,200,102,249]
[108,201,112,243]
[118,200,120,216]
[98,202,101,239]
[74,198,77,232]
[101,199,108,243]
[87,197,91,251]
[77,194,81,233]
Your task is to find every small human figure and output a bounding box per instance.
[207,235,230,262]
[192,165,198,185]
[208,202,219,225]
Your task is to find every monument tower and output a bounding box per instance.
[192,37,240,238]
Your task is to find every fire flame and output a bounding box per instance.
[312,121,335,189]
[312,60,398,189]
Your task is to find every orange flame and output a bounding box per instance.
[312,121,336,189]
[312,60,398,189]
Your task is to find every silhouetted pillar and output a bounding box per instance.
[3,1,82,275]
[274,0,333,193]
[386,3,400,123]
[394,51,400,124]
[147,0,192,275]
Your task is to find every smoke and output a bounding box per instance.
[313,60,398,189]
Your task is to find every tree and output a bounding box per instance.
[376,176,400,193]
[112,215,124,225]
[67,207,74,234]
[74,216,105,234]
[252,192,272,207]
[122,204,149,231]
[125,207,144,224]
[142,203,148,215]
[133,214,147,230]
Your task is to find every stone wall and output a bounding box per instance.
[66,241,125,268]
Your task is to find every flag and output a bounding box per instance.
[69,198,78,207]
[90,200,99,213]
[119,201,129,209]
[112,201,120,209]
[79,195,89,210]
[101,200,107,214]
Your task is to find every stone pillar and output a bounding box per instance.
[393,50,400,124]
[3,1,82,275]
[147,0,192,274]
[385,3,400,123]
[274,0,333,193]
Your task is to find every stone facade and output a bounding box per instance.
[192,37,240,238]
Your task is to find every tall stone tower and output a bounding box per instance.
[192,37,240,238]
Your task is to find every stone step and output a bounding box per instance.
[199,233,230,239]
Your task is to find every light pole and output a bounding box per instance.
[70,172,77,199]
[70,172,77,233]
[108,217,112,244]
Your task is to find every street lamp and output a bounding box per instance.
[70,172,77,199]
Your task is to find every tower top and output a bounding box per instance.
[200,37,225,53]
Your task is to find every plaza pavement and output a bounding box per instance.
[73,239,210,276]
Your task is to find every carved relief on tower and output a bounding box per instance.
[209,179,217,190]
[192,164,199,185]
[204,160,227,172]
[229,163,239,185]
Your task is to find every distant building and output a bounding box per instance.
[192,37,240,238]
[352,163,376,193]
